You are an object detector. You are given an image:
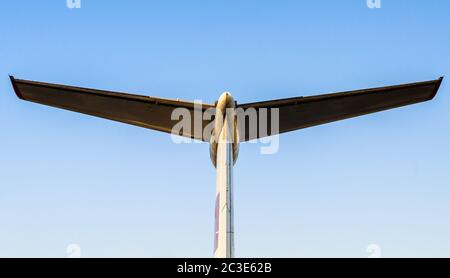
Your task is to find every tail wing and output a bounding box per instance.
[10,76,214,141]
[237,77,443,141]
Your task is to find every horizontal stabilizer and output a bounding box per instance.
[10,76,214,141]
[237,77,443,141]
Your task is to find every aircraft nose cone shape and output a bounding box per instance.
[218,92,235,109]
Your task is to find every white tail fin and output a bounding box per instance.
[213,111,235,258]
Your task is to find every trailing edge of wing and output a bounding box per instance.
[237,77,443,141]
[10,76,215,141]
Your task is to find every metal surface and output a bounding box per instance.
[213,109,235,258]
[237,77,443,141]
[10,76,444,258]
[9,76,214,141]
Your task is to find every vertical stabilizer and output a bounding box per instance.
[213,110,235,258]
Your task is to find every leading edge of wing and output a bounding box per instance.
[9,76,215,110]
[237,77,443,109]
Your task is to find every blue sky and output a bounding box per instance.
[0,0,449,257]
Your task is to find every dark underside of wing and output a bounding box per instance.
[10,76,214,141]
[237,77,443,142]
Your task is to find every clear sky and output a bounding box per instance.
[0,0,449,258]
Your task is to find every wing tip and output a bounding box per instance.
[9,75,25,100]
[429,76,444,101]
